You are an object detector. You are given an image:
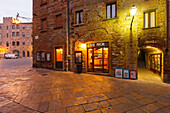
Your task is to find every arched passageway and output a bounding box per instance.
[138,46,163,82]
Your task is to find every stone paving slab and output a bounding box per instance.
[0,68,170,113]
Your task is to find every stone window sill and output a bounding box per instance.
[142,26,160,30]
[54,26,63,30]
[40,29,47,33]
[103,17,119,21]
[40,2,47,6]
[73,23,85,27]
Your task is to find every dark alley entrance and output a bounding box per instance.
[137,46,163,82]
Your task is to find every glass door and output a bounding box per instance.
[94,48,103,72]
[88,47,109,73]
[56,48,63,69]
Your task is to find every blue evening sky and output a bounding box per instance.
[0,0,32,23]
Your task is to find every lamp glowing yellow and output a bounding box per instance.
[130,5,137,16]
[81,44,86,48]
[14,19,20,24]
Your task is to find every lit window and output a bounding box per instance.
[76,10,83,24]
[144,11,156,28]
[107,3,116,19]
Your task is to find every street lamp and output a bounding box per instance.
[130,5,137,46]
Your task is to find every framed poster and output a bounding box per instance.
[130,70,137,80]
[75,51,82,63]
[115,67,123,78]
[37,52,41,61]
[41,51,46,61]
[123,69,130,79]
[47,53,51,61]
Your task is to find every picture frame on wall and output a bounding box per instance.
[130,70,137,80]
[47,53,51,61]
[115,67,123,78]
[41,51,46,61]
[75,51,82,63]
[37,52,41,61]
[123,69,130,79]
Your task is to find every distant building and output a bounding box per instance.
[33,0,170,82]
[0,17,32,58]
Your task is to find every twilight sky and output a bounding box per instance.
[0,0,32,23]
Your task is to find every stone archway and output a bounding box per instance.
[137,46,163,82]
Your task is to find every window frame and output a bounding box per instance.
[17,41,20,46]
[144,10,156,28]
[12,32,15,36]
[54,13,63,29]
[12,25,15,29]
[12,41,15,46]
[106,2,117,19]
[16,32,20,36]
[17,25,20,29]
[75,10,83,24]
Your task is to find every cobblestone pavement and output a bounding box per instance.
[0,68,170,113]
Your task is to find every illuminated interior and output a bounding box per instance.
[88,47,109,73]
[56,48,63,61]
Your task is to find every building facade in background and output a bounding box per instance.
[0,17,33,58]
[33,0,170,82]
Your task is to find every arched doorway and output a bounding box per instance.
[23,51,25,57]
[27,51,30,57]
[138,46,163,82]
[13,50,19,57]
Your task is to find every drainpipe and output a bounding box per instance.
[166,0,169,54]
[66,0,70,71]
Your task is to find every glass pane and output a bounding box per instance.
[145,13,149,28]
[88,49,93,72]
[150,12,156,27]
[103,48,109,73]
[107,5,111,19]
[94,48,103,72]
[76,12,79,24]
[112,4,116,18]
[56,48,63,61]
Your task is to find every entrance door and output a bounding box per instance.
[88,47,109,73]
[55,48,63,69]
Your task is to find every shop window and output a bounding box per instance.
[75,10,83,24]
[16,32,20,36]
[12,32,15,36]
[12,41,15,46]
[144,11,156,28]
[12,25,15,29]
[55,48,63,69]
[55,14,63,29]
[106,3,116,19]
[17,41,20,46]
[150,54,162,74]
[41,18,47,30]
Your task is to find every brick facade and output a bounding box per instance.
[0,17,32,58]
[33,0,170,82]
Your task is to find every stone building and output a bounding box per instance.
[0,17,33,58]
[33,0,170,82]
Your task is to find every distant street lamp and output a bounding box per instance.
[130,5,137,46]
